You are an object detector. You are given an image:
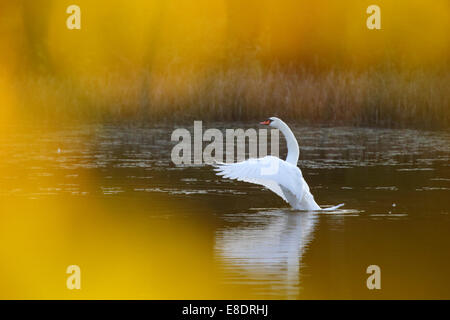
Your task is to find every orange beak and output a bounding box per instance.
[260,120,271,125]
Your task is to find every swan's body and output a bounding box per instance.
[214,117,343,211]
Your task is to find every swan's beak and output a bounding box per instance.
[260,120,271,125]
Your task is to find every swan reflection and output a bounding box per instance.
[215,209,318,298]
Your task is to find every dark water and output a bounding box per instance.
[0,124,449,299]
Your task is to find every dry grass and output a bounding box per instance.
[13,63,450,128]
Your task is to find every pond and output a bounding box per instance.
[0,123,449,299]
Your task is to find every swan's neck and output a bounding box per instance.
[278,121,299,165]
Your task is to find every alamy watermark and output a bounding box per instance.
[366,265,381,290]
[66,265,81,290]
[66,5,81,30]
[65,4,380,31]
[171,121,280,166]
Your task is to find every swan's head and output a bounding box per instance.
[260,117,282,128]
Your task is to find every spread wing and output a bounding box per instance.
[213,156,306,204]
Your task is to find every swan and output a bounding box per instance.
[214,117,344,211]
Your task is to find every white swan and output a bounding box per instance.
[214,117,344,211]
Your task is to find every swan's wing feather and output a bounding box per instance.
[238,177,288,202]
[214,156,305,203]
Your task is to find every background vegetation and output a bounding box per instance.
[1,0,449,128]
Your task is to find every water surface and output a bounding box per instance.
[0,124,449,299]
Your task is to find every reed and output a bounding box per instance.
[14,63,450,128]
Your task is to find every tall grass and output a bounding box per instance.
[13,63,450,128]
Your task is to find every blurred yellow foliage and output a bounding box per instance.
[0,0,449,123]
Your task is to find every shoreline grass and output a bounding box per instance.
[11,63,450,129]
